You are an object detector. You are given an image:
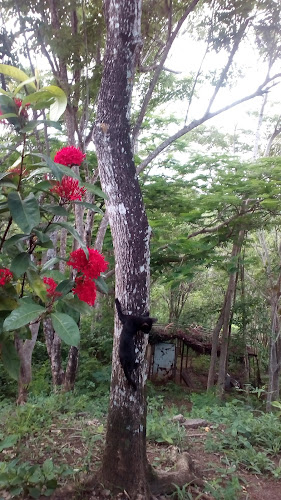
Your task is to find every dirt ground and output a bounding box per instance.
[44,421,281,499]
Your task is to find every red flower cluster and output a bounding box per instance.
[0,268,13,286]
[72,276,97,306]
[50,176,86,202]
[14,98,30,119]
[43,277,62,299]
[67,248,108,307]
[8,165,27,177]
[54,146,86,167]
[0,98,30,124]
[67,247,108,279]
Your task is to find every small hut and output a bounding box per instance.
[148,323,261,388]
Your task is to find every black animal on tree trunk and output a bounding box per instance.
[115,298,157,390]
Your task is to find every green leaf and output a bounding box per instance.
[21,85,67,120]
[48,222,88,255]
[33,229,51,244]
[8,192,40,233]
[13,76,36,95]
[26,270,47,301]
[0,297,18,311]
[83,182,108,199]
[32,154,80,182]
[1,340,20,380]
[43,458,54,478]
[40,257,62,271]
[41,204,69,216]
[0,434,19,452]
[62,296,92,315]
[95,275,108,294]
[73,201,104,214]
[3,234,29,250]
[20,119,62,133]
[0,64,36,90]
[3,301,45,331]
[28,487,41,499]
[55,279,75,297]
[10,252,31,277]
[50,312,80,346]
[0,112,18,119]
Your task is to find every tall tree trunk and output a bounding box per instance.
[15,322,40,405]
[266,277,281,411]
[257,231,281,411]
[217,251,241,399]
[207,230,244,393]
[94,1,153,496]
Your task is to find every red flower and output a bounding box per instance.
[0,268,13,286]
[54,146,86,167]
[14,98,29,119]
[72,276,97,306]
[67,247,108,279]
[43,277,62,299]
[50,176,86,202]
[7,165,27,177]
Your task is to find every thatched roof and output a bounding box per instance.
[150,324,257,358]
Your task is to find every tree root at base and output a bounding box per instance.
[149,452,205,496]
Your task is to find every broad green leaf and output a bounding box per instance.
[55,279,75,297]
[40,257,62,271]
[13,76,37,95]
[27,167,50,179]
[3,302,45,331]
[0,297,18,311]
[33,229,51,244]
[41,204,69,216]
[0,171,11,180]
[42,458,54,477]
[83,182,108,199]
[73,201,104,214]
[26,270,47,301]
[31,153,81,181]
[50,312,80,346]
[1,341,20,380]
[0,112,18,119]
[10,252,31,277]
[3,234,29,250]
[0,434,19,451]
[62,296,92,315]
[95,275,108,294]
[0,64,36,90]
[20,119,62,133]
[21,85,67,120]
[48,222,88,256]
[8,192,40,233]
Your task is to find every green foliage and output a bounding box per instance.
[0,458,74,498]
[190,395,281,477]
[0,64,108,380]
[204,472,242,500]
[147,395,186,446]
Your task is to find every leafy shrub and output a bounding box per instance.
[0,458,74,498]
[147,395,186,446]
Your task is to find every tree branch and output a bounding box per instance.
[137,71,281,174]
[205,18,251,115]
[132,0,201,147]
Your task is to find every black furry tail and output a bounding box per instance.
[115,298,125,324]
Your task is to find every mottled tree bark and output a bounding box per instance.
[15,322,40,405]
[94,0,152,496]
